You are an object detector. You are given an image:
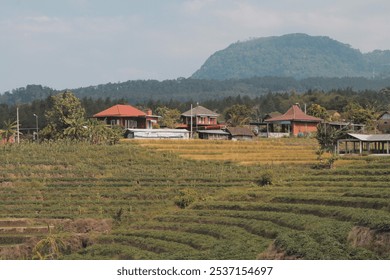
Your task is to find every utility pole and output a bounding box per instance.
[190,104,193,139]
[16,107,20,144]
[33,114,39,142]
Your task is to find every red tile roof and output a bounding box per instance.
[265,104,322,123]
[93,104,146,118]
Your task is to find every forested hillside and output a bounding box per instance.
[192,33,390,80]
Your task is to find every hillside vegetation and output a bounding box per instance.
[192,33,390,80]
[0,140,389,260]
[2,77,390,107]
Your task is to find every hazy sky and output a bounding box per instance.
[1,0,390,93]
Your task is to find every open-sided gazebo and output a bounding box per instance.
[337,133,390,155]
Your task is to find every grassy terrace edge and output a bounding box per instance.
[0,139,389,259]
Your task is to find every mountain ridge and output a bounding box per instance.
[191,33,390,80]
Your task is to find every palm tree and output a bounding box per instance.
[1,120,17,143]
[63,117,87,140]
[86,119,122,145]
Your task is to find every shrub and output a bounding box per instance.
[32,226,65,260]
[112,208,123,223]
[257,170,274,186]
[313,148,338,169]
[174,189,197,209]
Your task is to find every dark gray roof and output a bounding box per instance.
[181,106,219,117]
[226,127,254,137]
[327,122,365,127]
[197,130,229,135]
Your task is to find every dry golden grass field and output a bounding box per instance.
[135,138,321,165]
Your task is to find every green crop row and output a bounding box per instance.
[191,201,390,231]
[1,141,389,260]
[272,195,390,211]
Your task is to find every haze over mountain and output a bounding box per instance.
[3,33,390,106]
[191,33,390,80]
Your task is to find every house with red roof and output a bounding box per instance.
[93,104,159,129]
[264,104,322,137]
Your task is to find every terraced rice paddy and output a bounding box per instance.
[136,138,320,165]
[0,139,389,259]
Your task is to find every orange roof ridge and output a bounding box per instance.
[265,104,322,122]
[93,104,146,118]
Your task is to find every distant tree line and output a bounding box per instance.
[2,77,390,106]
[2,87,390,137]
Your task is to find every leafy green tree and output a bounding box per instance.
[224,104,252,126]
[307,103,328,120]
[155,106,181,128]
[63,116,87,140]
[86,119,122,145]
[86,119,108,144]
[315,123,346,152]
[344,102,378,131]
[42,91,86,140]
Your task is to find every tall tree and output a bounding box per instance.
[344,102,378,131]
[155,106,181,128]
[224,104,252,126]
[307,103,329,120]
[42,91,86,140]
[315,123,345,152]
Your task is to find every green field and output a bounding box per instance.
[0,139,389,259]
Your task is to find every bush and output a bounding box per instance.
[112,208,123,223]
[312,148,338,169]
[174,189,197,209]
[257,170,274,186]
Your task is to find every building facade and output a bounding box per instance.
[180,106,220,131]
[264,104,322,137]
[93,104,159,129]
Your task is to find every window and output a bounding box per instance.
[125,120,137,128]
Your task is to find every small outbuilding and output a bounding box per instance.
[325,121,365,133]
[377,111,390,133]
[125,129,189,139]
[197,130,230,140]
[226,127,254,141]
